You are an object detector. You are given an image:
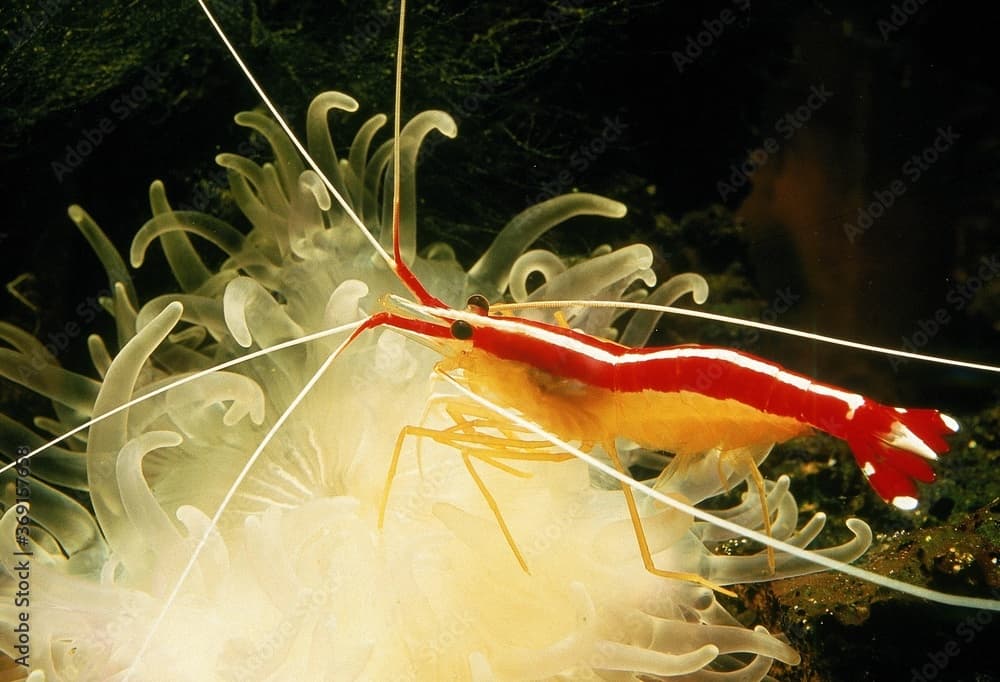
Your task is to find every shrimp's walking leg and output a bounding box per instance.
[377,396,573,573]
[459,451,530,573]
[743,454,776,573]
[604,441,737,598]
[716,448,776,574]
[379,397,739,594]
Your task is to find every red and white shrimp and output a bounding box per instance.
[1,1,998,680]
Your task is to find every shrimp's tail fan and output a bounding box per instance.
[844,405,958,510]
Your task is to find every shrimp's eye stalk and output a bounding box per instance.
[466,294,490,316]
[451,320,475,340]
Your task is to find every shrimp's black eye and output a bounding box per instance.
[466,294,490,316]
[450,320,474,340]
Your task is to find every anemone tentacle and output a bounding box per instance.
[0,92,870,680]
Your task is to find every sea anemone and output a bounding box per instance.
[0,91,874,680]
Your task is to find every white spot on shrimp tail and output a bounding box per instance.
[892,495,919,511]
[886,422,939,461]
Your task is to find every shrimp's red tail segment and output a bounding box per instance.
[843,405,959,510]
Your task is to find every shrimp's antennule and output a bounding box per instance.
[390,0,447,309]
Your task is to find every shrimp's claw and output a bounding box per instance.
[844,405,959,511]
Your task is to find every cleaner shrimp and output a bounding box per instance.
[1,1,998,680]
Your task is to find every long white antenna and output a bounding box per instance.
[392,0,406,250]
[194,0,395,269]
[493,299,1000,373]
[123,322,364,680]
[0,320,362,476]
